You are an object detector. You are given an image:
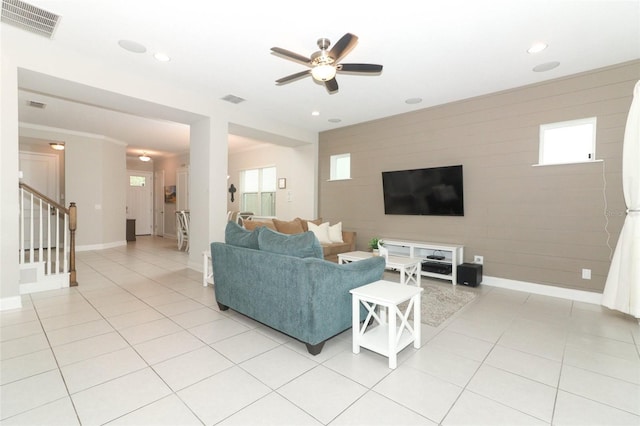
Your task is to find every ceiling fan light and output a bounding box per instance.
[311,64,337,81]
[139,152,151,162]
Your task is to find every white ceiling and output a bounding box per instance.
[10,0,640,158]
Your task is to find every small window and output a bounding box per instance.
[539,117,596,165]
[129,176,146,186]
[240,166,276,216]
[330,153,351,180]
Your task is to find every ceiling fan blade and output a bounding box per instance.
[324,78,339,94]
[271,47,311,65]
[328,33,358,62]
[276,70,311,85]
[338,63,383,73]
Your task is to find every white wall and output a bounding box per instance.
[0,39,21,310]
[228,143,317,220]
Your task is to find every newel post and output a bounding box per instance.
[69,202,78,286]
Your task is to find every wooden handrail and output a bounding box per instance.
[69,202,77,286]
[19,183,69,214]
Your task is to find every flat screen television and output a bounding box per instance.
[381,165,464,216]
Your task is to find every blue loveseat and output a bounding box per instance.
[211,222,385,355]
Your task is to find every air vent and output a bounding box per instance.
[221,94,246,104]
[1,0,60,38]
[28,100,46,109]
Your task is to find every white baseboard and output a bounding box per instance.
[483,275,602,305]
[76,240,127,252]
[20,275,70,295]
[0,296,22,311]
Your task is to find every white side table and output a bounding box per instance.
[338,251,422,286]
[202,250,213,287]
[350,280,423,369]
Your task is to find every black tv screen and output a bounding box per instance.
[382,165,464,216]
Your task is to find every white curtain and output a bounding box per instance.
[602,80,640,319]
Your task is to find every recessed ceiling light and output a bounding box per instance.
[533,61,560,72]
[328,118,342,123]
[153,52,171,62]
[527,42,548,54]
[405,97,422,105]
[311,111,320,116]
[118,40,146,53]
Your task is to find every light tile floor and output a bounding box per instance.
[1,236,639,425]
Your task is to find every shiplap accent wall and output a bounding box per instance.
[318,60,639,293]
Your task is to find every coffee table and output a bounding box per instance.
[338,251,421,286]
[350,280,423,369]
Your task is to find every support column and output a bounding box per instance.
[0,57,21,310]
[188,117,228,270]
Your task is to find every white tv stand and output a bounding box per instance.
[381,239,464,284]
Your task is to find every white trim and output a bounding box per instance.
[0,296,23,311]
[532,159,603,167]
[76,240,127,252]
[483,275,602,305]
[20,274,70,294]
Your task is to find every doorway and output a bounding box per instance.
[126,170,153,235]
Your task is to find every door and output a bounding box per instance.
[154,170,165,236]
[127,171,153,235]
[19,152,60,249]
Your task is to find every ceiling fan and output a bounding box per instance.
[271,33,383,94]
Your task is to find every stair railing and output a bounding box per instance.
[18,183,77,287]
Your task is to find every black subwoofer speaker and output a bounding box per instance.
[457,263,483,287]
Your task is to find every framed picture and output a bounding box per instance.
[164,185,176,203]
[278,178,286,189]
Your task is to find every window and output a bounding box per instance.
[330,153,351,180]
[129,176,146,186]
[539,117,596,165]
[240,166,276,216]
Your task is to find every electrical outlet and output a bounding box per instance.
[474,255,484,265]
[582,268,591,279]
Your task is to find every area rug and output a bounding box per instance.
[397,280,478,327]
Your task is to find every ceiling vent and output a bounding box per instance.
[1,0,61,38]
[28,100,46,109]
[221,94,246,104]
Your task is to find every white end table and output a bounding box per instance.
[338,251,422,286]
[350,280,423,369]
[202,250,213,287]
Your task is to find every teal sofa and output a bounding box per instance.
[211,222,385,355]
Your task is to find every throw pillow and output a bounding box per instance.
[296,217,323,232]
[328,221,344,243]
[225,221,260,249]
[307,221,332,244]
[243,219,276,231]
[258,226,324,259]
[273,218,304,234]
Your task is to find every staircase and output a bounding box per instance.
[19,183,77,294]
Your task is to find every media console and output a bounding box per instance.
[380,239,464,284]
